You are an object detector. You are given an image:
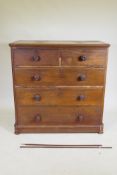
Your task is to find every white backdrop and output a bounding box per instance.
[0,0,117,174]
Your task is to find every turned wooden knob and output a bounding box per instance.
[79,55,87,61]
[76,115,84,122]
[35,115,41,122]
[77,74,86,81]
[32,56,40,61]
[76,95,85,101]
[33,95,41,101]
[32,75,41,81]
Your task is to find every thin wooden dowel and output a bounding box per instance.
[23,144,102,147]
[20,146,112,149]
[21,144,102,148]
[20,144,112,149]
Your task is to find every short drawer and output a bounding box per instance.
[17,106,102,125]
[14,67,105,86]
[15,87,104,106]
[61,48,107,66]
[13,48,59,66]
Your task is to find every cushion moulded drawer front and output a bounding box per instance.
[61,48,107,67]
[17,106,102,125]
[15,87,104,106]
[13,48,59,66]
[14,67,105,87]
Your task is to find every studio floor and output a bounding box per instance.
[0,108,117,175]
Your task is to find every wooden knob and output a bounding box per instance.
[32,56,40,61]
[77,74,86,81]
[77,95,85,101]
[32,75,41,81]
[35,114,41,123]
[33,95,41,101]
[76,115,84,122]
[79,55,87,61]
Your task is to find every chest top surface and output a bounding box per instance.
[9,40,110,47]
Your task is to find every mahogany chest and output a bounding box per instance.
[9,41,110,134]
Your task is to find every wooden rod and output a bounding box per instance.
[20,144,112,149]
[23,144,102,146]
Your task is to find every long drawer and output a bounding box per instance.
[14,67,105,86]
[15,87,104,106]
[17,106,102,125]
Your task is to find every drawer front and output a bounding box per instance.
[17,106,102,125]
[13,48,59,66]
[61,48,107,66]
[16,88,104,106]
[15,68,105,86]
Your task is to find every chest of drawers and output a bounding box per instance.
[9,41,110,134]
